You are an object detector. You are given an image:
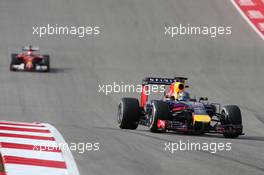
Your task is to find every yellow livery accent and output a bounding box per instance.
[193,115,211,123]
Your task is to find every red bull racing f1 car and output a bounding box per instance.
[10,45,50,72]
[117,77,243,138]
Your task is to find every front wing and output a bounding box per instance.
[10,63,48,72]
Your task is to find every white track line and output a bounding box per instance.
[0,137,57,147]
[0,130,54,137]
[1,148,64,161]
[5,164,68,175]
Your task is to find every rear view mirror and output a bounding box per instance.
[199,97,208,102]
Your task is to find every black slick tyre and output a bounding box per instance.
[117,98,141,129]
[149,100,169,133]
[221,105,242,138]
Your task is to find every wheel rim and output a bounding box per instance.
[149,105,155,128]
[221,109,229,124]
[117,103,123,124]
[149,114,153,127]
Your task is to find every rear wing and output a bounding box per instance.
[22,46,40,51]
[140,77,188,107]
[142,77,188,85]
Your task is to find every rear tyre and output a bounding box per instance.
[117,98,141,129]
[42,55,50,72]
[149,100,169,133]
[221,105,242,138]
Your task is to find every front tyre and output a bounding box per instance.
[10,54,20,71]
[221,105,242,138]
[117,98,141,129]
[149,100,169,133]
[42,55,50,72]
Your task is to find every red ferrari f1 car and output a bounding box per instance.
[117,77,244,138]
[10,45,50,72]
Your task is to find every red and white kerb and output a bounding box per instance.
[231,0,264,40]
[0,121,80,175]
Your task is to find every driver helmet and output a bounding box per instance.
[27,45,33,55]
[27,51,32,55]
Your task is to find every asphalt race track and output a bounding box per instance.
[0,0,264,175]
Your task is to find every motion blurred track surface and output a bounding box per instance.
[0,0,263,175]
